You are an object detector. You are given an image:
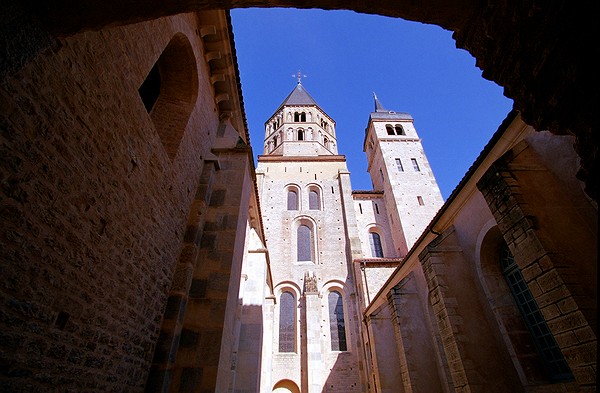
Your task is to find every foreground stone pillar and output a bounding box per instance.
[477,140,597,390]
[303,273,324,393]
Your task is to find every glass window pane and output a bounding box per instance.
[309,190,319,210]
[328,291,347,351]
[279,292,295,352]
[369,232,384,258]
[500,244,573,381]
[287,190,298,210]
[297,225,312,261]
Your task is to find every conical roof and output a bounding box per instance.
[279,82,318,106]
[267,82,333,123]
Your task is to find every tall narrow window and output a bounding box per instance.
[287,189,298,210]
[386,125,394,135]
[417,196,424,205]
[273,136,278,147]
[294,112,300,122]
[500,245,573,381]
[297,225,312,261]
[298,129,304,141]
[395,124,405,135]
[329,291,347,351]
[300,112,306,122]
[369,232,384,257]
[395,158,404,172]
[309,190,320,210]
[411,158,420,172]
[279,292,296,352]
[380,168,384,182]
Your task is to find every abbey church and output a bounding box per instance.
[0,3,596,393]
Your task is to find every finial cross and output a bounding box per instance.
[293,70,307,84]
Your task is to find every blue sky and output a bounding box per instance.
[230,8,513,199]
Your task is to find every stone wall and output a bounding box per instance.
[0,11,246,392]
[3,1,594,200]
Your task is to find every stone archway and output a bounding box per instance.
[273,378,301,393]
[5,2,596,198]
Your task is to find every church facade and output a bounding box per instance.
[240,81,446,392]
[0,7,596,393]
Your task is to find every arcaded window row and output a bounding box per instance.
[278,290,347,353]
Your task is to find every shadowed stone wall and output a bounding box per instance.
[3,1,596,200]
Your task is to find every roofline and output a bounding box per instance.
[363,109,522,316]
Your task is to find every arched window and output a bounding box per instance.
[369,232,384,258]
[279,292,296,352]
[297,225,313,261]
[324,137,329,149]
[139,33,198,160]
[300,112,306,122]
[308,189,320,210]
[297,129,304,141]
[500,244,573,381]
[386,125,394,135]
[287,189,298,210]
[294,112,300,122]
[395,124,405,135]
[273,135,278,147]
[328,291,347,351]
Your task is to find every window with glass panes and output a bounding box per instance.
[328,291,347,351]
[369,232,384,258]
[297,225,312,261]
[287,189,298,210]
[309,190,320,210]
[279,292,296,352]
[500,244,573,381]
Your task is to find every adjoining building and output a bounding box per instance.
[0,7,596,393]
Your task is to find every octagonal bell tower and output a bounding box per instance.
[263,81,338,156]
[256,81,365,393]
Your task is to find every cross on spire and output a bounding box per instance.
[293,70,307,84]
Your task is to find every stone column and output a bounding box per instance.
[303,272,324,393]
[165,122,253,392]
[477,141,597,389]
[145,158,218,393]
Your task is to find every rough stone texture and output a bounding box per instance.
[361,114,594,393]
[0,10,248,393]
[1,4,597,392]
[477,136,597,390]
[2,1,594,201]
[420,227,524,393]
[364,115,445,256]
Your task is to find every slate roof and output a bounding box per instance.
[280,83,318,106]
[371,92,413,120]
[267,82,334,123]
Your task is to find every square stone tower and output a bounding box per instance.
[361,94,444,257]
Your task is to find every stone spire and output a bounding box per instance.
[373,92,387,112]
